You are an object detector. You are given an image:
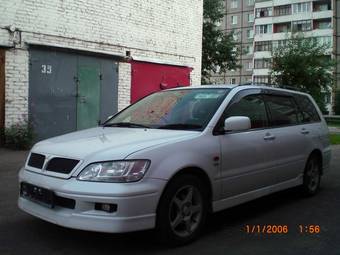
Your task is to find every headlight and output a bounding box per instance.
[77,160,150,183]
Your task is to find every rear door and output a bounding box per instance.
[262,93,308,183]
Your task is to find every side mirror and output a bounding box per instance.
[224,116,251,132]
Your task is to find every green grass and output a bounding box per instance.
[330,134,340,145]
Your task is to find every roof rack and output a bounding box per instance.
[236,83,302,92]
[236,82,272,86]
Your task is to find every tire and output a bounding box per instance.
[156,174,209,246]
[302,155,322,196]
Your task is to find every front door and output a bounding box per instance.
[77,60,101,130]
[217,90,274,198]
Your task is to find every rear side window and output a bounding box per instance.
[224,94,268,129]
[264,95,299,127]
[294,95,321,123]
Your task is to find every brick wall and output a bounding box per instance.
[4,49,29,127]
[117,63,132,111]
[0,0,203,127]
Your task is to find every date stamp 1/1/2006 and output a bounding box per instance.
[244,225,321,234]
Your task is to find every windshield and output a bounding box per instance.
[105,88,230,131]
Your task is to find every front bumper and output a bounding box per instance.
[18,168,167,233]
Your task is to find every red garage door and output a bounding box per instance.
[131,61,192,103]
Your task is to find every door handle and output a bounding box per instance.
[301,128,310,135]
[264,134,276,141]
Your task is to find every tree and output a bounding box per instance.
[270,35,335,113]
[202,0,239,84]
[335,89,340,115]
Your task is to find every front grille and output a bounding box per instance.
[27,153,45,169]
[45,158,79,174]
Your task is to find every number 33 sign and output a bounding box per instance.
[41,64,52,74]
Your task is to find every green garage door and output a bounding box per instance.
[77,62,101,130]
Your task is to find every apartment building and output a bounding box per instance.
[211,0,255,85]
[253,0,333,85]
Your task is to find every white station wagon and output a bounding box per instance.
[18,85,331,245]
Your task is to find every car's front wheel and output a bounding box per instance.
[156,174,208,246]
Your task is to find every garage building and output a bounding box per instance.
[0,0,203,141]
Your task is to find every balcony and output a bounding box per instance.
[274,22,291,33]
[313,18,332,30]
[274,5,291,16]
[313,0,331,12]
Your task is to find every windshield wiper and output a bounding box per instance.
[157,123,202,130]
[102,122,150,128]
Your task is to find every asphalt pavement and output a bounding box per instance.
[0,146,339,255]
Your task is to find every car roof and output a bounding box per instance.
[167,84,309,96]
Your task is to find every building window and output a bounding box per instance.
[314,18,332,29]
[253,75,270,84]
[255,24,272,34]
[255,41,272,52]
[247,29,254,39]
[292,2,311,14]
[292,20,312,32]
[274,5,291,16]
[248,13,254,23]
[254,58,272,69]
[233,33,238,41]
[230,78,237,84]
[274,22,291,33]
[248,0,254,6]
[313,1,332,12]
[247,61,253,70]
[256,7,273,18]
[272,40,289,50]
[231,0,238,9]
[231,16,238,25]
[245,45,253,55]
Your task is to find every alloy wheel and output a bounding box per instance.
[168,185,203,238]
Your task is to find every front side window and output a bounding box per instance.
[264,95,300,127]
[222,94,268,130]
[105,89,229,131]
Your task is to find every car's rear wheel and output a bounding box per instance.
[302,155,321,196]
[156,174,208,246]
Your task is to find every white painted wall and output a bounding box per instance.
[0,0,203,127]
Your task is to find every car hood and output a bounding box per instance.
[31,127,200,160]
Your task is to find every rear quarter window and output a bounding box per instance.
[294,95,321,123]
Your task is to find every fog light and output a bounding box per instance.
[95,203,117,213]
